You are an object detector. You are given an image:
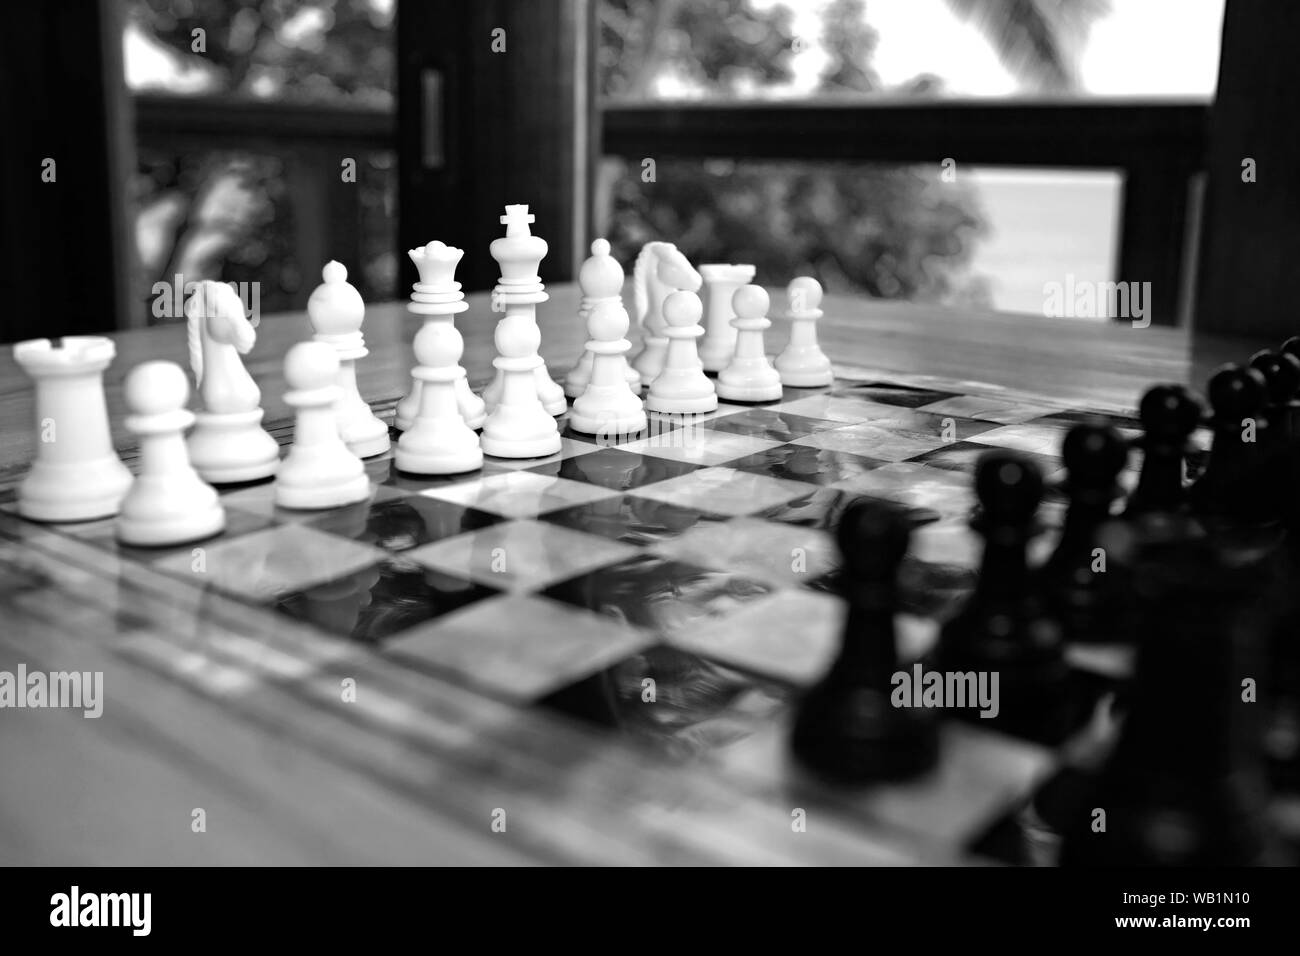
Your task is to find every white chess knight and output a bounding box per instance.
[645,290,717,415]
[697,263,757,373]
[184,280,280,483]
[482,205,567,417]
[396,240,486,431]
[569,299,648,437]
[274,342,371,510]
[775,276,834,387]
[480,306,562,459]
[307,261,391,458]
[396,322,483,475]
[117,361,225,546]
[13,336,132,522]
[630,241,702,384]
[716,284,784,402]
[564,238,640,398]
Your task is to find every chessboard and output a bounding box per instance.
[1,366,1293,866]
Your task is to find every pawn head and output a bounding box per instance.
[662,290,703,328]
[836,498,911,582]
[1249,349,1300,405]
[126,360,189,415]
[1062,422,1128,488]
[732,284,769,320]
[787,276,823,315]
[1206,363,1266,420]
[495,316,541,359]
[1138,383,1203,439]
[588,299,630,341]
[285,340,340,390]
[974,451,1043,524]
[414,322,464,369]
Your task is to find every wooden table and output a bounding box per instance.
[0,286,1272,865]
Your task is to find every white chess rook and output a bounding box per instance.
[274,342,371,509]
[481,310,562,459]
[716,284,784,403]
[482,205,567,416]
[397,241,485,431]
[184,280,281,483]
[564,238,640,399]
[396,322,483,475]
[775,276,834,387]
[646,290,717,415]
[569,299,648,437]
[14,336,132,522]
[117,361,225,546]
[698,263,756,373]
[307,261,391,458]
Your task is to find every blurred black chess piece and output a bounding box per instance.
[1191,364,1278,528]
[791,499,939,783]
[1124,384,1202,520]
[937,451,1072,743]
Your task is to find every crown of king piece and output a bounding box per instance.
[490,204,548,284]
[408,240,464,287]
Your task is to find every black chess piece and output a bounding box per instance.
[1124,384,1202,518]
[1040,422,1131,643]
[1190,364,1275,525]
[937,451,1072,743]
[791,499,939,783]
[1249,348,1300,447]
[1059,535,1277,866]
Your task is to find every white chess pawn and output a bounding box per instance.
[716,285,783,403]
[697,263,756,373]
[775,276,834,388]
[274,342,371,509]
[646,290,717,415]
[564,239,640,399]
[569,300,648,437]
[117,361,225,546]
[481,310,562,459]
[307,261,391,458]
[13,336,132,522]
[396,323,483,475]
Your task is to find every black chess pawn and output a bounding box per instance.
[791,499,939,783]
[1249,348,1300,447]
[1060,536,1276,866]
[1124,384,1202,518]
[1190,364,1276,525]
[1040,423,1131,643]
[937,451,1072,743]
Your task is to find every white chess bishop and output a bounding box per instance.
[184,280,281,483]
[13,335,132,522]
[645,290,717,415]
[307,261,391,458]
[564,239,640,398]
[775,276,834,387]
[716,284,784,402]
[274,342,371,510]
[396,240,485,431]
[482,205,567,417]
[395,322,483,475]
[569,299,648,437]
[117,361,225,546]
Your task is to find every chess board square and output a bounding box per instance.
[725,443,888,485]
[481,437,602,471]
[274,557,499,642]
[668,587,843,685]
[418,470,620,519]
[538,644,793,763]
[773,394,912,422]
[542,554,774,635]
[917,395,1063,425]
[754,486,863,531]
[704,408,847,441]
[907,441,1059,477]
[541,494,726,546]
[384,594,655,702]
[304,494,502,552]
[526,446,702,492]
[833,462,976,524]
[219,479,406,524]
[151,524,387,603]
[831,385,962,408]
[406,519,639,592]
[966,422,1070,457]
[617,427,781,467]
[59,506,274,564]
[792,423,949,462]
[626,466,813,516]
[651,517,837,589]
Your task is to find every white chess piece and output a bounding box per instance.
[184,280,280,483]
[274,342,371,509]
[307,261,391,458]
[569,300,648,437]
[13,336,132,522]
[481,307,563,459]
[396,322,483,475]
[697,263,756,373]
[775,276,834,388]
[716,285,783,403]
[646,290,717,415]
[629,242,702,384]
[564,239,640,398]
[396,241,485,431]
[117,361,225,546]
[482,205,567,416]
